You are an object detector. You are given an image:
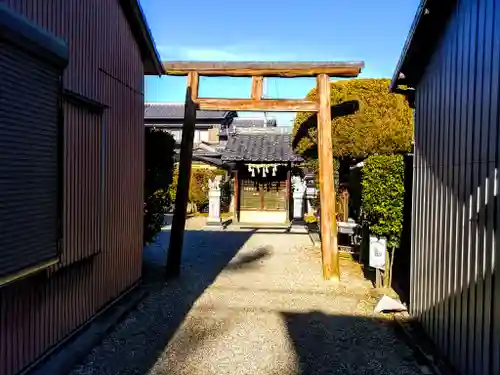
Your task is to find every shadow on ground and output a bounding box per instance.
[142,228,256,279]
[69,229,424,375]
[153,309,424,375]
[281,311,423,375]
[70,229,261,375]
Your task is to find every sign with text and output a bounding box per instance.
[369,236,387,270]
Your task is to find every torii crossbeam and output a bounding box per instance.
[164,61,364,281]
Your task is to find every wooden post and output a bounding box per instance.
[166,72,199,278]
[316,74,339,281]
[251,76,264,100]
[376,268,382,288]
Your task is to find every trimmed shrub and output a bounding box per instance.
[144,129,175,245]
[190,169,216,211]
[169,167,226,213]
[293,78,413,158]
[361,154,405,287]
[293,78,413,228]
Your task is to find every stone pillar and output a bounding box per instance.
[207,175,222,225]
[229,174,235,214]
[304,173,317,215]
[232,170,239,223]
[292,176,306,220]
[306,186,317,214]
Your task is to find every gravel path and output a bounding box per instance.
[69,223,424,375]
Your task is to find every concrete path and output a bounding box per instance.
[70,223,424,375]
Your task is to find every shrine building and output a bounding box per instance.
[222,126,304,225]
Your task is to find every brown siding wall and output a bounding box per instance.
[411,0,500,374]
[0,1,145,374]
[59,102,103,267]
[1,0,144,104]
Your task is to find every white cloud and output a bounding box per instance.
[157,44,297,62]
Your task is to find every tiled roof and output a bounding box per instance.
[222,131,303,162]
[144,103,232,119]
[232,126,293,135]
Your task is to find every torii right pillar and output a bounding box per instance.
[316,74,339,281]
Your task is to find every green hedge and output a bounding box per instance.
[190,168,226,211]
[144,129,175,244]
[361,154,405,288]
[169,167,226,212]
[361,154,405,250]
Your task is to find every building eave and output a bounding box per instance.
[0,3,68,68]
[390,0,457,92]
[144,122,220,130]
[144,118,227,124]
[119,0,165,76]
[144,103,236,120]
[390,0,428,91]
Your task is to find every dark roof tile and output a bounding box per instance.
[222,132,303,162]
[229,117,277,128]
[144,103,232,119]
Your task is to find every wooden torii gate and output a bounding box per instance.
[163,61,364,281]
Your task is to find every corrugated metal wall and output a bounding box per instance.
[0,1,145,374]
[59,102,103,267]
[411,0,500,374]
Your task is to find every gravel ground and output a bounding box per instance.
[69,222,424,375]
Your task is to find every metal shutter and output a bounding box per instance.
[0,41,63,280]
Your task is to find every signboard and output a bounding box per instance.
[369,236,387,270]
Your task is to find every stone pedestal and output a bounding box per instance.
[291,176,306,221]
[293,192,305,219]
[207,176,222,225]
[305,186,317,215]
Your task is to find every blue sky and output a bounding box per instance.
[141,0,420,125]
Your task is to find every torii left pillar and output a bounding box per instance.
[166,72,198,278]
